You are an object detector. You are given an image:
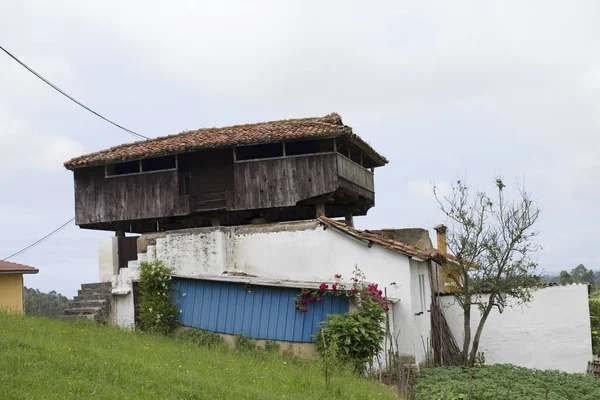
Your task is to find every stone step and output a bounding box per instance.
[73,294,111,302]
[81,282,112,291]
[71,299,108,309]
[58,314,96,322]
[77,288,112,297]
[64,307,104,316]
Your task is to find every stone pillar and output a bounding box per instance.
[315,202,326,218]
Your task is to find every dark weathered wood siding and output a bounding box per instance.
[232,153,339,210]
[178,149,234,212]
[74,166,189,225]
[336,154,374,192]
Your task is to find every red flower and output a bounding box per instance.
[334,274,342,279]
[301,308,308,313]
[317,297,322,302]
[301,299,307,305]
[384,305,390,311]
[302,291,309,297]
[349,289,357,295]
[332,284,337,291]
[319,283,328,291]
[308,297,315,303]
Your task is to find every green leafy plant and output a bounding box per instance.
[263,340,280,353]
[178,327,222,348]
[138,260,178,335]
[415,364,600,400]
[315,267,388,373]
[590,299,600,355]
[235,333,256,351]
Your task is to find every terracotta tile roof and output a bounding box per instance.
[0,260,39,274]
[64,113,388,170]
[318,217,447,263]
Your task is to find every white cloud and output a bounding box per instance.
[407,180,450,199]
[0,108,84,173]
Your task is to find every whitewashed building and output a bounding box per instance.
[105,217,443,363]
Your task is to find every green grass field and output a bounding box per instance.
[0,313,395,399]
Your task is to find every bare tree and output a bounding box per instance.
[434,178,541,365]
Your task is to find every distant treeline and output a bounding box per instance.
[23,287,71,318]
[541,264,600,288]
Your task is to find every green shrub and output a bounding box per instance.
[179,328,222,348]
[590,299,600,355]
[315,268,387,374]
[263,340,280,353]
[415,364,600,400]
[235,333,256,351]
[138,260,178,335]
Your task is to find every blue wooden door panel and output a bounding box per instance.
[172,278,349,342]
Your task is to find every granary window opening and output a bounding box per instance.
[106,155,177,177]
[141,155,177,172]
[285,138,335,156]
[235,143,283,161]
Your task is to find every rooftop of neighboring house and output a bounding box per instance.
[64,113,388,170]
[0,260,39,274]
[318,217,447,263]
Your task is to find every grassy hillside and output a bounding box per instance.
[0,313,395,399]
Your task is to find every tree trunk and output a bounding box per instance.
[468,304,493,365]
[462,303,471,364]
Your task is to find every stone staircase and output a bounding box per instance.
[60,282,112,323]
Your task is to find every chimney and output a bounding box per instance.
[434,224,447,253]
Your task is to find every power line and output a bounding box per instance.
[2,217,75,261]
[0,44,149,140]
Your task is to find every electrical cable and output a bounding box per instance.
[2,218,75,261]
[0,44,149,140]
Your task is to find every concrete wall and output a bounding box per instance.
[0,274,24,314]
[110,220,433,363]
[98,237,118,282]
[439,284,593,373]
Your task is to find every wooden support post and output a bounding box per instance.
[315,202,325,218]
[211,216,221,227]
[345,213,354,227]
[115,229,125,237]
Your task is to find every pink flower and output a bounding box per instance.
[319,283,328,291]
[301,308,308,313]
[308,297,315,303]
[332,284,337,291]
[317,297,322,302]
[302,291,309,297]
[334,274,342,279]
[384,305,390,311]
[301,299,307,305]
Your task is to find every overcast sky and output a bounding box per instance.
[2,1,599,297]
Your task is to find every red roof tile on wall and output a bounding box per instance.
[64,113,388,170]
[318,217,447,262]
[0,260,39,274]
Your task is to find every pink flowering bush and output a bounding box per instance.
[304,267,389,373]
[294,268,389,314]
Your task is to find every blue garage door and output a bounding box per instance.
[171,278,349,342]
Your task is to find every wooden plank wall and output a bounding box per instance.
[74,167,189,225]
[117,237,138,269]
[336,153,374,192]
[232,153,339,210]
[178,149,234,211]
[172,278,349,342]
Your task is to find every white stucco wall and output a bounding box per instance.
[98,237,118,282]
[439,284,593,373]
[108,220,433,362]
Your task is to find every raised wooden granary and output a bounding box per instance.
[64,113,387,233]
